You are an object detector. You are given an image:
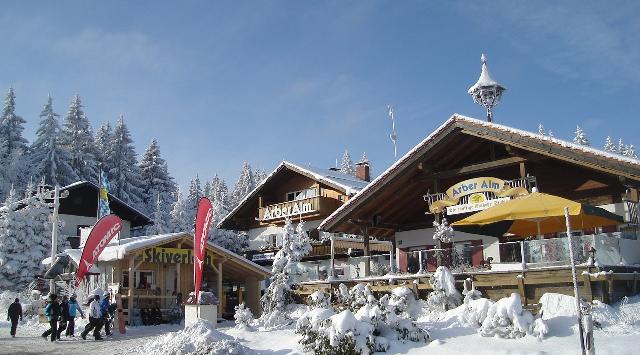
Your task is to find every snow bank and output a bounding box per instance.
[141,319,253,355]
[539,293,578,320]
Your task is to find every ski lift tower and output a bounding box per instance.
[468,54,506,122]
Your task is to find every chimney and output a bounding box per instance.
[355,161,370,182]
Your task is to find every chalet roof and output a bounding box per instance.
[60,181,152,228]
[319,114,640,233]
[217,161,368,230]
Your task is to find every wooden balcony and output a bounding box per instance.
[258,196,340,224]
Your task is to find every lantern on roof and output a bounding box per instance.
[468,54,506,122]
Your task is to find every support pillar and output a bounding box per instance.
[330,236,335,279]
[127,256,135,326]
[217,261,223,316]
[363,226,370,277]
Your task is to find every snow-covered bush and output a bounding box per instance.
[479,293,547,339]
[234,303,254,329]
[296,285,429,354]
[259,217,311,329]
[309,290,330,308]
[433,218,454,243]
[426,266,461,314]
[458,298,494,327]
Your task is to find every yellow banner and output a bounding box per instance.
[141,247,216,267]
[446,177,505,199]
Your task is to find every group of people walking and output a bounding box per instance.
[7,291,117,342]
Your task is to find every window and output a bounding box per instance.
[122,270,155,289]
[285,188,317,202]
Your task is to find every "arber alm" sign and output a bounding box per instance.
[262,200,316,221]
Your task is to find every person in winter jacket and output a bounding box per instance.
[81,295,104,340]
[100,294,112,336]
[56,296,69,339]
[41,294,61,342]
[7,298,23,337]
[65,294,85,336]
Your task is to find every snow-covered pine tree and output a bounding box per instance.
[185,175,203,224]
[170,187,192,233]
[573,125,590,146]
[538,123,546,136]
[0,88,29,198]
[626,144,637,159]
[60,95,98,183]
[139,139,176,217]
[0,184,54,290]
[108,116,144,207]
[210,174,231,214]
[618,138,628,156]
[604,136,616,153]
[94,122,114,174]
[29,96,78,186]
[252,168,268,185]
[340,150,356,176]
[0,88,28,159]
[230,162,255,208]
[147,193,170,235]
[260,217,312,328]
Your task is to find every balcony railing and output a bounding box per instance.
[258,196,339,223]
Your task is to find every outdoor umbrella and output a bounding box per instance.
[451,192,623,237]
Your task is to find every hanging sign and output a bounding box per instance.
[428,177,529,214]
[193,197,214,302]
[75,214,122,287]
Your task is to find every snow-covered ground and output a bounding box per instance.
[2,293,640,354]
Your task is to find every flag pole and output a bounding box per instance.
[564,207,586,355]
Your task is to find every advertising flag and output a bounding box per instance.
[98,171,111,218]
[75,214,123,287]
[193,197,214,302]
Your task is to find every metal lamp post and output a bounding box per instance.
[468,54,506,122]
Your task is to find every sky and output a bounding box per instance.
[1,1,639,189]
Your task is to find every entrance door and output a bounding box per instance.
[165,266,177,308]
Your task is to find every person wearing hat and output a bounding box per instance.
[81,294,104,340]
[65,294,85,337]
[41,294,61,342]
[7,298,23,337]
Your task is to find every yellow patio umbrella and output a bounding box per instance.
[451,191,623,236]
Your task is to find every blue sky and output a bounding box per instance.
[2,1,639,189]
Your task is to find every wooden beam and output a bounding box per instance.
[435,156,526,179]
[127,256,134,325]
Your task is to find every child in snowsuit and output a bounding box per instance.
[56,296,69,339]
[7,298,23,337]
[100,294,112,336]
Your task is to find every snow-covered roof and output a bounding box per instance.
[100,232,271,276]
[319,114,640,231]
[42,249,100,273]
[217,161,369,229]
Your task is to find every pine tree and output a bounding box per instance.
[230,162,255,208]
[604,136,616,153]
[626,144,637,159]
[253,168,268,185]
[340,150,355,175]
[538,123,546,136]
[60,95,98,182]
[107,116,144,207]
[170,187,192,233]
[139,139,176,216]
[0,185,54,290]
[0,88,28,158]
[573,125,590,146]
[260,217,311,328]
[618,138,628,156]
[147,193,170,235]
[0,88,29,198]
[186,175,203,224]
[29,96,78,186]
[94,122,114,173]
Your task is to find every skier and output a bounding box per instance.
[56,295,70,339]
[7,298,23,338]
[100,293,112,336]
[66,294,85,337]
[81,294,104,340]
[41,294,61,342]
